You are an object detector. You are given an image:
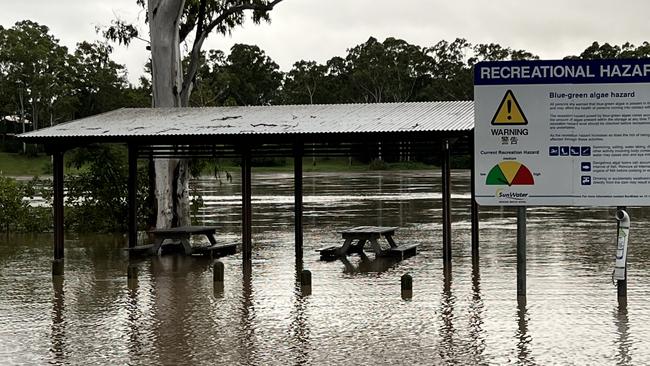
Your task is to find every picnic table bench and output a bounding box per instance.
[128,226,237,257]
[317,226,418,260]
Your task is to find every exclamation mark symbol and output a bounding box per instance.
[507,99,512,120]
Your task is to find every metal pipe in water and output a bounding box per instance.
[613,209,630,282]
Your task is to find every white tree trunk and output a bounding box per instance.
[149,0,190,228]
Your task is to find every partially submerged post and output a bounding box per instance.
[241,146,252,261]
[127,143,138,249]
[470,136,479,263]
[300,269,311,296]
[52,259,64,277]
[441,139,452,269]
[614,208,630,302]
[517,206,527,299]
[401,273,413,300]
[213,261,225,283]
[213,261,225,296]
[294,142,304,258]
[127,263,138,280]
[52,149,65,276]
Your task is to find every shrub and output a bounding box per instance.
[368,158,388,170]
[0,175,51,232]
[64,144,152,232]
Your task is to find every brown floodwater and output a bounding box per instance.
[1,170,650,365]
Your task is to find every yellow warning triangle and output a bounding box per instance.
[491,90,528,125]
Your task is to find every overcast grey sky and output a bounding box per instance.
[2,0,649,84]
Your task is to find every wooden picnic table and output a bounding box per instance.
[134,225,236,257]
[317,226,418,260]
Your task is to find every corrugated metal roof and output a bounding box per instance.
[20,101,474,140]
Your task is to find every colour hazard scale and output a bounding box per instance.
[486,161,534,186]
[491,90,528,125]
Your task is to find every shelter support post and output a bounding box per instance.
[470,136,479,263]
[517,206,527,299]
[294,143,304,258]
[127,144,138,249]
[441,139,452,269]
[52,149,65,274]
[242,147,252,261]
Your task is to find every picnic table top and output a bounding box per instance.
[339,226,398,235]
[148,225,218,235]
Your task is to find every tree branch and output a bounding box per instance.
[180,0,284,105]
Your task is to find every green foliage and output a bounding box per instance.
[0,20,150,148]
[281,37,540,105]
[346,37,430,103]
[188,44,282,106]
[0,175,51,232]
[117,0,283,46]
[368,158,388,170]
[566,41,650,60]
[64,145,151,233]
[282,60,328,104]
[0,20,76,131]
[72,41,130,118]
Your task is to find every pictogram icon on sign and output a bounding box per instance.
[491,90,528,125]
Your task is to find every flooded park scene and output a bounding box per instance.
[3,0,650,365]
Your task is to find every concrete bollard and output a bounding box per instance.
[401,273,413,300]
[52,259,64,277]
[127,264,138,280]
[300,269,312,296]
[213,261,225,282]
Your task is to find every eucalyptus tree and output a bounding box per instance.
[219,43,282,106]
[0,21,75,152]
[282,61,329,105]
[106,0,285,228]
[185,50,225,107]
[567,41,650,60]
[187,45,282,107]
[344,37,430,103]
[72,41,131,118]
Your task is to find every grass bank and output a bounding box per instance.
[0,152,51,177]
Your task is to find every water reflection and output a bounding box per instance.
[50,276,66,363]
[516,298,534,365]
[468,262,486,364]
[438,270,456,363]
[149,256,215,364]
[291,259,311,365]
[338,253,399,274]
[614,304,631,365]
[239,261,256,365]
[126,265,142,359]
